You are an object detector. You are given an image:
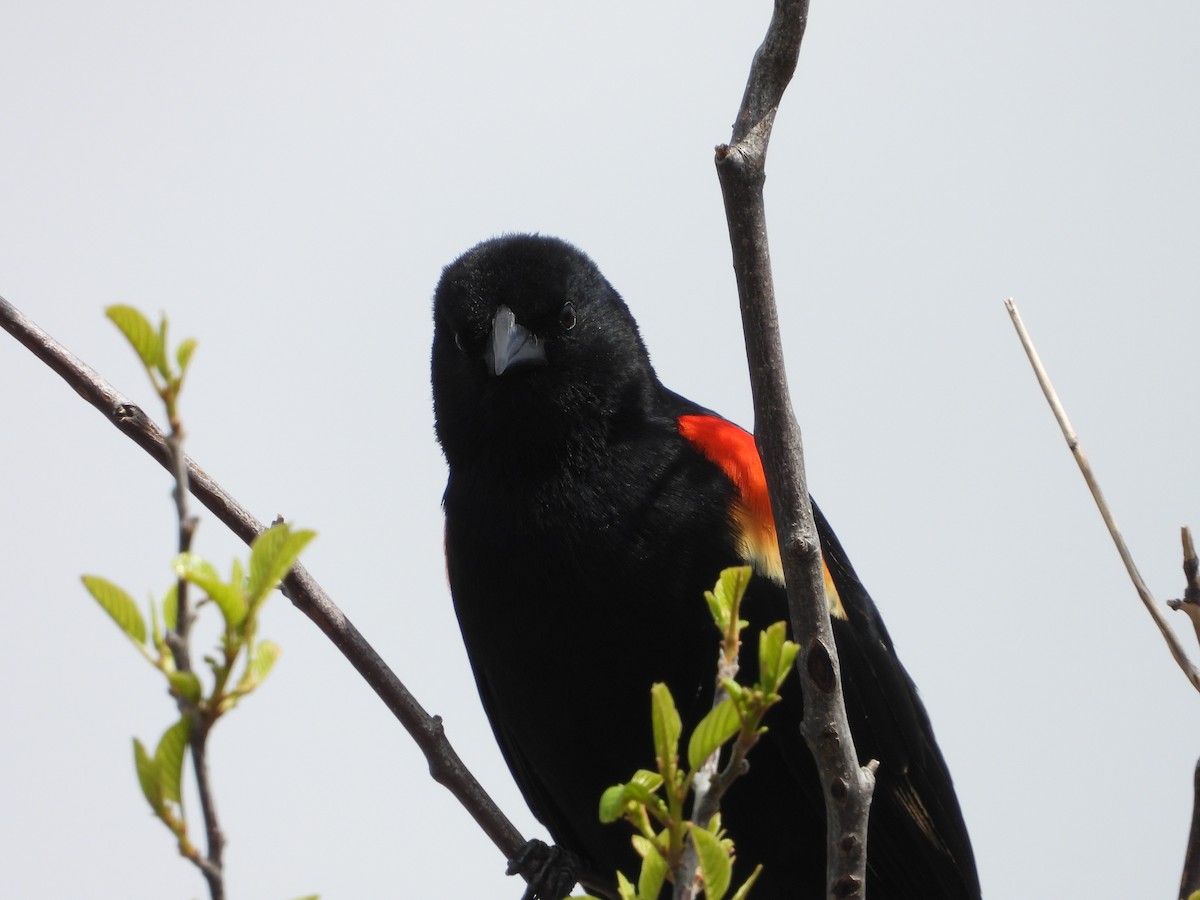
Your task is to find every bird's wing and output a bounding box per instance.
[671,400,980,897]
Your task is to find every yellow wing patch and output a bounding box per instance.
[731,498,846,620]
[677,414,845,620]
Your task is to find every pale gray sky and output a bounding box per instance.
[2,2,1198,898]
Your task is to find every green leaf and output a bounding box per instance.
[600,784,632,823]
[709,567,751,623]
[776,640,798,685]
[154,718,190,804]
[168,670,203,703]
[173,552,247,628]
[687,698,740,771]
[689,824,732,900]
[599,777,665,824]
[758,622,798,694]
[703,587,727,631]
[729,865,763,900]
[240,640,282,692]
[633,835,667,899]
[155,314,171,379]
[650,683,681,773]
[133,737,165,815]
[82,575,147,646]
[162,582,178,632]
[630,769,664,793]
[247,523,316,608]
[615,871,637,900]
[105,305,163,373]
[149,592,162,648]
[176,337,198,375]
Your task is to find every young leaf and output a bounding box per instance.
[240,640,282,692]
[105,305,163,374]
[615,871,638,900]
[629,769,664,793]
[162,582,178,632]
[133,737,165,815]
[758,622,798,694]
[704,587,728,632]
[686,698,740,772]
[599,779,665,824]
[247,523,316,608]
[154,717,190,805]
[633,835,667,900]
[729,865,763,900]
[154,314,171,379]
[710,567,751,621]
[649,683,681,774]
[173,552,247,628]
[168,670,203,704]
[689,824,732,900]
[82,575,147,646]
[176,337,198,375]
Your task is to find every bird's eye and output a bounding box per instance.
[559,302,577,331]
[454,331,467,351]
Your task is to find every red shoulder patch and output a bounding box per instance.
[677,414,844,617]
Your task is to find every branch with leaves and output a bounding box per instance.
[582,567,796,900]
[81,306,315,900]
[0,294,593,897]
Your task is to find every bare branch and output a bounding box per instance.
[715,1,876,897]
[1180,756,1200,900]
[0,297,589,896]
[1004,298,1200,694]
[1167,527,1200,652]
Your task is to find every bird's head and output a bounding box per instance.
[432,234,655,468]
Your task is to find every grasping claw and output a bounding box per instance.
[507,839,581,900]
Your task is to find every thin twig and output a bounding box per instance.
[0,297,601,897]
[1179,756,1200,900]
[161,404,225,899]
[714,1,876,897]
[1004,298,1200,693]
[1167,527,1200,651]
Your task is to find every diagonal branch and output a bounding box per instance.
[714,2,876,897]
[1004,298,1200,694]
[0,297,605,896]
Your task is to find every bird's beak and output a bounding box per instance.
[485,305,546,376]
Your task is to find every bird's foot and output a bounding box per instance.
[507,839,581,900]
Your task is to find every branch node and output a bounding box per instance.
[831,874,863,898]
[805,639,836,693]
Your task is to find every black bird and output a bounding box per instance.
[432,234,980,900]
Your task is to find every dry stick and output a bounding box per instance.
[0,298,605,898]
[1004,299,1200,694]
[714,1,877,898]
[1007,303,1200,900]
[1167,527,1200,651]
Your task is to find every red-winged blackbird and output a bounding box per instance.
[432,235,980,900]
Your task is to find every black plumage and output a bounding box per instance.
[431,234,979,899]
